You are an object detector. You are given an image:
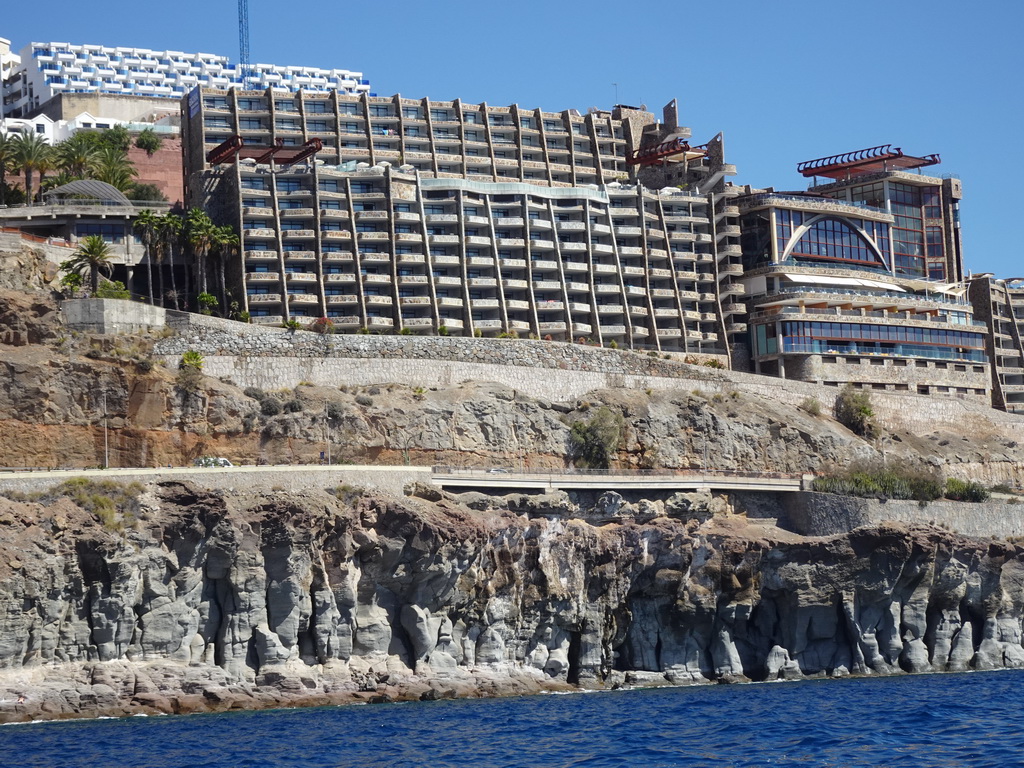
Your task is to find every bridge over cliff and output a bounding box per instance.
[432,468,811,494]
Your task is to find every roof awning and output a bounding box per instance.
[780,273,907,292]
[900,280,968,297]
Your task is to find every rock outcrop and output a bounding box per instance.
[0,481,1022,722]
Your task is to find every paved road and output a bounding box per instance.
[0,466,808,494]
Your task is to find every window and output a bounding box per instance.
[306,101,329,113]
[276,179,302,192]
[402,107,421,119]
[430,109,450,121]
[75,223,125,243]
[338,102,359,115]
[241,177,268,191]
[319,180,340,192]
[394,203,412,213]
[308,120,328,132]
[369,105,391,117]
[350,182,377,194]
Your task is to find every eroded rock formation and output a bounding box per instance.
[0,482,1022,722]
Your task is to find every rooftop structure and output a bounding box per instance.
[2,40,370,118]
[799,145,963,284]
[734,188,988,402]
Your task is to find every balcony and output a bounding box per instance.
[538,321,567,332]
[248,294,281,304]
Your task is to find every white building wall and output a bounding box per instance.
[3,40,370,117]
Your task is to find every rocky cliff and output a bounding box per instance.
[0,480,1022,722]
[2,289,1023,486]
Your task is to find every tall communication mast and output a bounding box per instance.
[238,0,250,86]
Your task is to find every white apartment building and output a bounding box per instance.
[2,40,370,118]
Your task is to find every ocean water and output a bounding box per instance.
[2,670,1022,768]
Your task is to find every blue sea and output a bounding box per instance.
[3,670,1023,767]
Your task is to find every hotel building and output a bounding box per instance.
[182,88,743,353]
[735,146,989,401]
[969,276,1024,413]
[2,40,370,118]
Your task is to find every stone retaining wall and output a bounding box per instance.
[150,316,1024,437]
[783,491,1024,539]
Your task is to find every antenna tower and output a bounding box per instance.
[238,0,250,85]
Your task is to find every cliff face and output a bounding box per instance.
[1,482,1022,722]
[1,289,1023,486]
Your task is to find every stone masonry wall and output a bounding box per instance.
[150,315,1024,438]
[783,491,1024,539]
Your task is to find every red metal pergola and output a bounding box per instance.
[797,144,940,180]
[627,136,707,167]
[206,135,323,166]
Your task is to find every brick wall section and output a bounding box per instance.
[127,140,184,207]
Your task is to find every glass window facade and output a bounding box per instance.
[761,320,986,362]
[772,210,890,269]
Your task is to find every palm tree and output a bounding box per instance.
[134,209,160,304]
[159,213,184,309]
[185,208,216,298]
[64,235,113,295]
[12,132,53,205]
[92,144,138,192]
[55,133,99,178]
[0,132,17,206]
[212,224,240,311]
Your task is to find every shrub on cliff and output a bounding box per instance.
[813,461,943,501]
[569,406,624,469]
[835,386,876,437]
[944,478,991,503]
[35,478,144,531]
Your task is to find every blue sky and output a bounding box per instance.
[4,0,1022,278]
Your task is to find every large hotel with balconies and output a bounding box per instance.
[969,276,1024,413]
[182,89,744,353]
[2,40,370,118]
[735,145,990,401]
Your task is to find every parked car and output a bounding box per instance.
[194,457,233,468]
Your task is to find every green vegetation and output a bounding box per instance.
[95,279,131,299]
[60,235,113,295]
[179,350,204,370]
[835,385,876,437]
[800,397,822,417]
[944,478,991,503]
[134,128,163,156]
[1,479,144,531]
[814,462,997,503]
[568,406,624,469]
[812,463,944,501]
